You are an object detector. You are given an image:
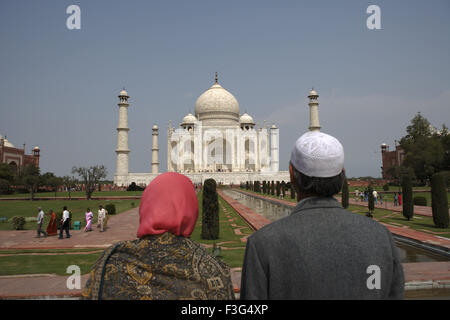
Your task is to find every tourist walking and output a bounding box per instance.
[240,131,404,300]
[373,190,378,205]
[398,193,402,206]
[393,193,398,206]
[97,205,106,232]
[82,172,234,300]
[46,209,58,236]
[379,193,383,205]
[85,208,94,232]
[36,207,47,238]
[59,206,71,239]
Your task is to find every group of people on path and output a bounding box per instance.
[82,130,404,300]
[35,205,109,239]
[355,189,383,204]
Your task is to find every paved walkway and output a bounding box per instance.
[0,208,140,250]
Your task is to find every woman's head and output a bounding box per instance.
[137,172,198,238]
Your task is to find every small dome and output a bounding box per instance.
[182,113,197,125]
[308,89,318,97]
[239,113,254,125]
[0,135,15,148]
[33,146,40,150]
[152,125,158,130]
[119,89,128,96]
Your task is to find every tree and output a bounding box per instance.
[401,174,414,221]
[341,176,349,209]
[367,184,375,217]
[72,165,108,200]
[202,179,219,240]
[42,172,63,198]
[399,113,446,183]
[62,176,78,200]
[0,163,15,182]
[276,181,281,197]
[17,164,41,200]
[271,181,275,195]
[431,172,449,228]
[281,181,286,198]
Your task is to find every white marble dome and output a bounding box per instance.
[0,135,14,148]
[194,81,239,123]
[182,113,197,124]
[119,89,128,96]
[239,113,254,125]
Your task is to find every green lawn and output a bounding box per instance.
[0,199,139,230]
[348,205,450,239]
[0,252,102,276]
[0,190,143,198]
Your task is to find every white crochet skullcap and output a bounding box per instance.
[290,131,344,178]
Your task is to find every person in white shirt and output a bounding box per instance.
[373,190,378,205]
[36,207,47,238]
[98,205,106,232]
[59,206,71,239]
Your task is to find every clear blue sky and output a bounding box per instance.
[1,0,449,179]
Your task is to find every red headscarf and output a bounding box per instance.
[137,172,198,238]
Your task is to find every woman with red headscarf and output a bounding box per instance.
[82,172,234,300]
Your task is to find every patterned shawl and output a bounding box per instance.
[82,232,235,300]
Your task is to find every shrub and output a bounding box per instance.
[382,184,389,191]
[105,204,116,215]
[413,196,427,206]
[367,184,375,216]
[281,181,286,198]
[271,181,275,196]
[402,174,414,221]
[11,216,26,230]
[262,181,267,194]
[341,176,349,209]
[431,172,449,228]
[127,182,144,191]
[276,181,281,197]
[201,179,219,240]
[0,179,12,195]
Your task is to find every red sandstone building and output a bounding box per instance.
[0,135,40,173]
[380,142,405,179]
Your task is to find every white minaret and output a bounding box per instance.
[270,124,279,172]
[115,89,130,180]
[308,88,321,132]
[151,124,159,173]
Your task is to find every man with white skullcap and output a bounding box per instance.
[241,131,404,300]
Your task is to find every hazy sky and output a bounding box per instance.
[1,0,449,180]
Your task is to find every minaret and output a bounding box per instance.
[270,124,279,172]
[151,124,159,174]
[115,89,130,179]
[308,88,321,132]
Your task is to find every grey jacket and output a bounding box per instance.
[240,197,404,300]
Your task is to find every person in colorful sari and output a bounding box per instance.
[85,208,94,232]
[82,172,235,300]
[46,210,58,236]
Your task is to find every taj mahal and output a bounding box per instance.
[114,74,321,186]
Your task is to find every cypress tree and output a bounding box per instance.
[201,179,219,240]
[246,181,249,190]
[271,181,275,195]
[262,181,267,194]
[276,181,281,197]
[367,184,375,217]
[281,181,286,198]
[431,172,449,228]
[342,176,349,209]
[402,174,414,221]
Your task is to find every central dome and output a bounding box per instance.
[194,81,240,123]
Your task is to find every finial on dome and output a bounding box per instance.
[215,72,218,83]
